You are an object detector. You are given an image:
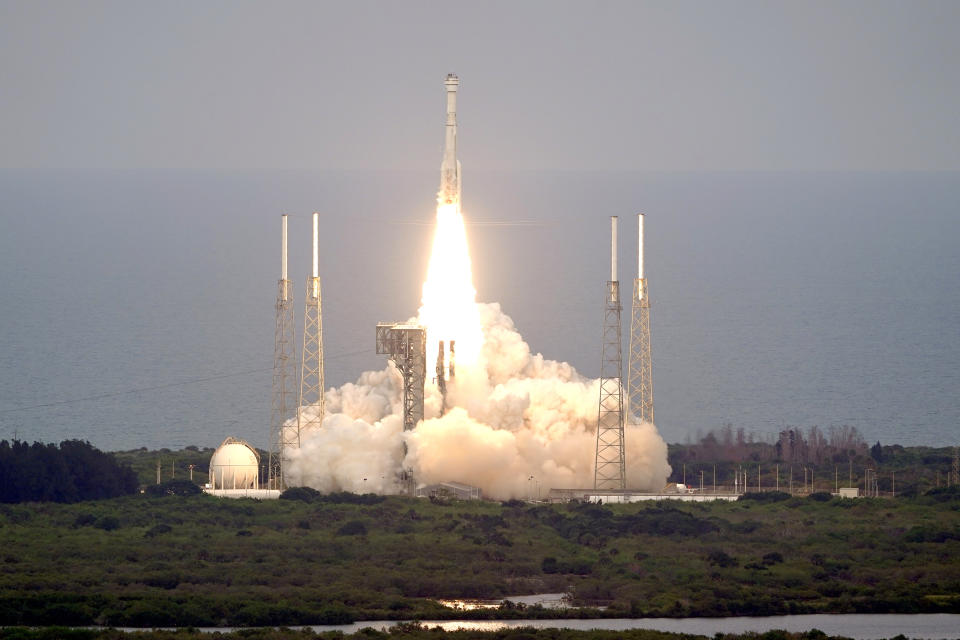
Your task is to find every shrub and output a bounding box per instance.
[279,486,321,502]
[739,491,791,503]
[541,557,559,573]
[809,492,833,502]
[72,513,97,528]
[707,550,739,567]
[320,491,385,505]
[336,520,368,536]
[144,479,201,497]
[732,520,762,533]
[94,516,120,531]
[144,524,172,538]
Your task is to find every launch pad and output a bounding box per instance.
[258,73,665,501]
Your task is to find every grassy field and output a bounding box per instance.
[1,485,959,627]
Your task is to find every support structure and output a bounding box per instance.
[268,215,297,489]
[298,212,326,439]
[436,341,447,413]
[627,213,654,425]
[376,323,426,494]
[595,216,626,490]
[377,324,426,433]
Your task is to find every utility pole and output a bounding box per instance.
[156,459,161,485]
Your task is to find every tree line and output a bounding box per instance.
[0,440,139,503]
[673,424,868,466]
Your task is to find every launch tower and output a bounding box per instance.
[268,215,297,489]
[627,213,654,424]
[595,216,627,490]
[298,212,326,438]
[376,322,426,494]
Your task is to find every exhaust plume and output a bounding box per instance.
[286,302,671,499]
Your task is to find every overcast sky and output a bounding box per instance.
[1,0,957,171]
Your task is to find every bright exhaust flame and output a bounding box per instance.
[418,200,483,369]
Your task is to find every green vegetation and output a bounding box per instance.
[0,440,137,503]
[1,483,959,627]
[0,626,876,640]
[668,427,958,496]
[112,446,219,488]
[0,626,889,640]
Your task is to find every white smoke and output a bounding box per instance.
[284,302,672,500]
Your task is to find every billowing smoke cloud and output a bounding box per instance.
[285,303,671,499]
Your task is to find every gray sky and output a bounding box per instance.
[1,0,957,171]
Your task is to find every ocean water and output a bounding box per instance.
[0,170,957,451]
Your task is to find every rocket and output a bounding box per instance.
[439,73,461,206]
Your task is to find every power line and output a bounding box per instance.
[0,348,371,415]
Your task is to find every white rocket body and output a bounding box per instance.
[440,73,461,205]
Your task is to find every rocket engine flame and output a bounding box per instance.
[418,201,483,372]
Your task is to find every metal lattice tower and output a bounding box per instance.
[627,213,653,425]
[376,323,426,494]
[376,324,426,433]
[268,215,297,490]
[298,212,326,439]
[595,216,626,490]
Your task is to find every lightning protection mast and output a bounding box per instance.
[268,215,297,489]
[298,212,326,439]
[627,213,654,425]
[595,216,627,490]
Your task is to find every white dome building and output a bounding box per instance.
[209,437,260,490]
